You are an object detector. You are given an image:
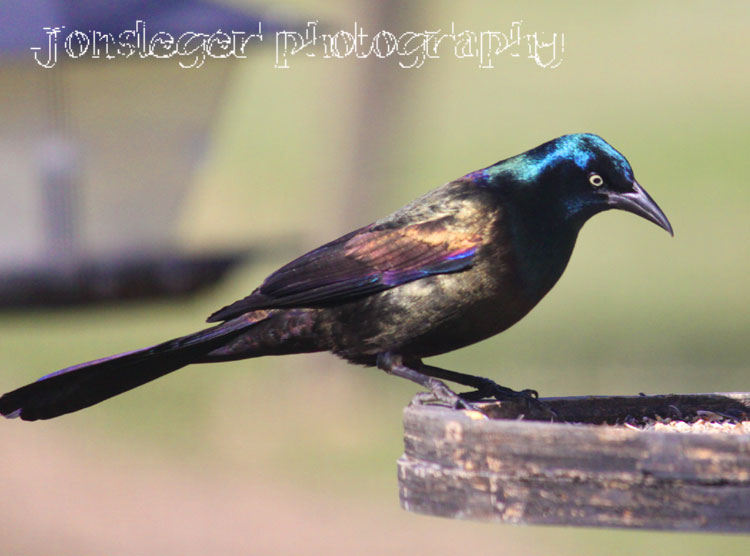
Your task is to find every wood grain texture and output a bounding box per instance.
[398,393,750,532]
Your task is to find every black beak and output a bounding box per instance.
[607,181,673,236]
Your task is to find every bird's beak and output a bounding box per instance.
[607,181,673,236]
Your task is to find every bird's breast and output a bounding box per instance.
[323,240,539,362]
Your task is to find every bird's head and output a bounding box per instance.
[495,133,673,235]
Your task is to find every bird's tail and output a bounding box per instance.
[0,317,259,421]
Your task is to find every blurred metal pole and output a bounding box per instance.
[38,65,79,271]
[342,1,421,229]
[39,134,79,268]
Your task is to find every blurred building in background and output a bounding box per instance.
[0,0,295,306]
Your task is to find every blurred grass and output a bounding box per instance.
[1,1,748,554]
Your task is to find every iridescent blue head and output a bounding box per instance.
[483,133,673,235]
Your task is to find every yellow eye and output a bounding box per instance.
[589,173,604,187]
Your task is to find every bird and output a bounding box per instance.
[0,133,673,421]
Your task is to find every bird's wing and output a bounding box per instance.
[207,216,482,322]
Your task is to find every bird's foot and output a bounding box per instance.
[411,379,476,411]
[460,378,556,419]
[460,377,537,402]
[377,353,477,411]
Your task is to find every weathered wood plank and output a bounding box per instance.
[398,393,750,532]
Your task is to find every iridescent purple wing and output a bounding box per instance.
[207,217,481,322]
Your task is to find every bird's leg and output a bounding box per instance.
[416,362,538,402]
[417,362,557,419]
[376,353,474,410]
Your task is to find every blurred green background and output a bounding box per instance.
[1,1,748,554]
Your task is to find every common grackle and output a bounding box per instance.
[0,134,672,421]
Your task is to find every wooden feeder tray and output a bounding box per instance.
[398,393,750,533]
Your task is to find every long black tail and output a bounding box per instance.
[0,318,255,421]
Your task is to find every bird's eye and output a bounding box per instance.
[588,173,604,187]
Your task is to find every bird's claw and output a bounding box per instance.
[459,378,537,402]
[459,379,556,419]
